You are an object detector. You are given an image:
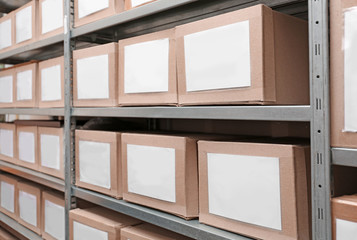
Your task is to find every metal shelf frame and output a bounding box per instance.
[332,148,357,168]
[0,108,64,116]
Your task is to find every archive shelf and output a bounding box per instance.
[0,108,64,116]
[331,148,357,168]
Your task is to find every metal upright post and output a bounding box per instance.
[309,0,331,239]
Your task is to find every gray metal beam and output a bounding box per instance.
[332,148,357,168]
[0,108,64,116]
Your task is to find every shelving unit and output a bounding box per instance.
[0,213,42,240]
[0,0,331,239]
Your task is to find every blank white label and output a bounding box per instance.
[127,144,176,202]
[131,0,152,7]
[41,65,62,101]
[344,9,357,132]
[79,141,111,189]
[45,200,65,240]
[17,70,33,101]
[0,19,12,50]
[19,190,37,226]
[207,153,281,230]
[0,129,14,157]
[184,21,251,92]
[41,134,60,170]
[336,218,357,240]
[78,0,109,19]
[42,0,64,34]
[1,181,15,213]
[124,38,169,94]
[77,54,109,99]
[73,221,108,240]
[0,75,13,103]
[16,6,32,43]
[18,131,35,163]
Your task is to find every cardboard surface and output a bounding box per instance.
[0,68,15,108]
[0,12,14,53]
[332,195,357,240]
[0,123,16,163]
[16,125,38,170]
[124,0,156,10]
[0,228,17,240]
[198,141,310,240]
[14,62,38,108]
[0,174,19,221]
[39,0,64,40]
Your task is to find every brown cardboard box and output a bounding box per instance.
[73,43,119,107]
[331,195,357,240]
[124,0,157,10]
[121,223,193,240]
[38,0,64,40]
[0,228,17,240]
[14,62,38,108]
[16,125,38,170]
[38,127,64,179]
[41,191,65,240]
[0,174,19,220]
[198,140,311,240]
[0,123,17,163]
[17,181,42,235]
[0,12,15,53]
[0,68,15,108]
[38,56,65,108]
[176,4,309,106]
[74,0,125,27]
[330,0,357,148]
[75,130,121,198]
[118,29,177,106]
[69,207,141,240]
[122,133,199,219]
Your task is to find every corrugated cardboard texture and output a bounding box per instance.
[38,0,64,40]
[14,62,38,108]
[331,195,357,240]
[0,12,15,53]
[0,123,17,163]
[118,28,177,106]
[69,207,141,240]
[122,133,199,219]
[198,141,310,240]
[73,43,119,107]
[16,125,38,170]
[0,174,20,221]
[0,68,15,108]
[176,4,309,105]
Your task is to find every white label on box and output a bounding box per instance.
[131,0,152,7]
[124,38,169,94]
[0,181,15,213]
[336,218,357,240]
[18,131,35,163]
[79,140,111,189]
[42,0,64,34]
[0,19,12,50]
[77,54,109,99]
[45,199,65,240]
[16,6,32,43]
[0,129,14,157]
[184,20,251,92]
[19,190,37,226]
[344,9,357,132]
[207,153,281,230]
[73,221,108,240]
[127,144,176,202]
[41,134,60,170]
[0,75,13,103]
[78,0,109,19]
[41,64,62,101]
[17,69,33,101]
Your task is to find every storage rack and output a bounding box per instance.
[0,0,332,239]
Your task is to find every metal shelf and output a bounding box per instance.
[0,160,64,192]
[0,108,64,116]
[332,148,357,168]
[0,212,42,240]
[72,105,311,121]
[73,187,252,240]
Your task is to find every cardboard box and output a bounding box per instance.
[38,56,65,108]
[122,133,199,219]
[0,123,16,163]
[124,0,157,10]
[0,68,15,108]
[73,43,119,107]
[41,191,65,240]
[38,127,64,179]
[0,13,14,53]
[39,0,64,40]
[330,0,357,148]
[17,181,42,235]
[118,29,177,106]
[75,130,121,198]
[331,195,357,240]
[74,0,124,27]
[176,4,309,105]
[13,0,38,48]
[0,228,17,240]
[0,174,19,220]
[198,140,311,240]
[121,223,193,240]
[69,207,141,240]
[16,125,38,170]
[14,62,38,108]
